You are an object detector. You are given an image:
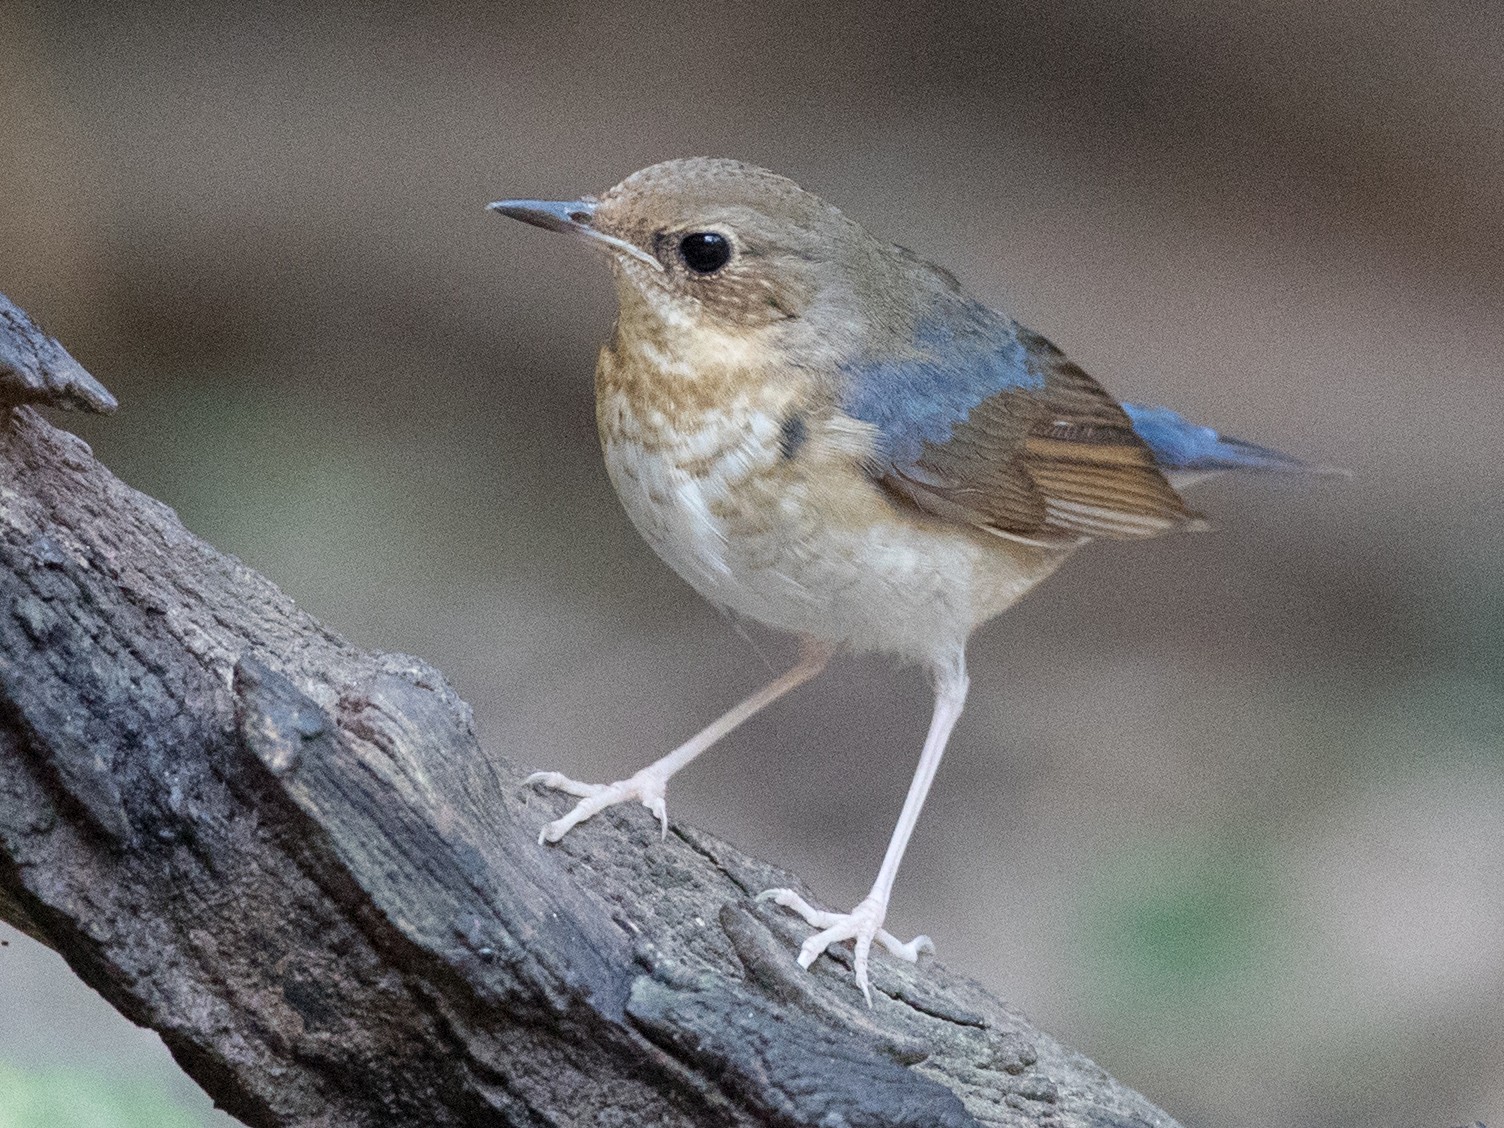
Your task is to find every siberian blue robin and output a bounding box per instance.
[492,158,1318,1004]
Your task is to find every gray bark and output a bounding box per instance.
[0,293,1182,1127]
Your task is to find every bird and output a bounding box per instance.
[490,157,1322,1005]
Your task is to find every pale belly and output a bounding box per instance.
[599,403,1067,662]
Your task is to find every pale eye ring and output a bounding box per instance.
[678,231,732,274]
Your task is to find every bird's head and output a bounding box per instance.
[492,158,921,362]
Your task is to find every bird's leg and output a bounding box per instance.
[760,650,968,1005]
[529,638,835,844]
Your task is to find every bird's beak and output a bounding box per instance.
[488,197,662,271]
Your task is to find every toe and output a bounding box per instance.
[877,930,935,963]
[539,792,611,843]
[797,920,852,970]
[525,771,603,799]
[757,888,830,927]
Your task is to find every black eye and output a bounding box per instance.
[678,231,731,274]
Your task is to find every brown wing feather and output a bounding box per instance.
[880,330,1202,544]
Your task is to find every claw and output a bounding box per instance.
[648,795,668,839]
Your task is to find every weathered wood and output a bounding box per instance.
[0,294,1181,1128]
[0,294,117,413]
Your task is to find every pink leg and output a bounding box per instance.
[760,649,969,1005]
[529,638,835,844]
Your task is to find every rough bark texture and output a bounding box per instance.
[0,295,1182,1128]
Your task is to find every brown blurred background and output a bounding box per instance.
[2,2,1501,1125]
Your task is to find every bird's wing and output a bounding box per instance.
[841,313,1201,546]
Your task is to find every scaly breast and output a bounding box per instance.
[596,341,792,609]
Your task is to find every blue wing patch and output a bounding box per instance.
[840,311,1043,463]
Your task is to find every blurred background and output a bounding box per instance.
[2,2,1501,1125]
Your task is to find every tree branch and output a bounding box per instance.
[0,294,1181,1127]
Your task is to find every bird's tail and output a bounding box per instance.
[1123,403,1340,475]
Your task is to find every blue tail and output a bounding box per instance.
[1123,403,1313,473]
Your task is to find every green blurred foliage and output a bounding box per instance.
[0,1063,204,1128]
[1081,834,1281,1019]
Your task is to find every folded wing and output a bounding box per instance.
[842,307,1202,546]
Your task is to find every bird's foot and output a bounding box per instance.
[525,767,671,844]
[757,888,935,1006]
